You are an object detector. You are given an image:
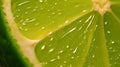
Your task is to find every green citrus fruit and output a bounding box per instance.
[0,0,120,67]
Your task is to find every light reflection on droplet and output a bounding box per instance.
[50,59,56,62]
[107,30,111,34]
[18,1,30,6]
[39,0,43,3]
[49,48,54,52]
[73,47,78,54]
[111,41,115,44]
[41,45,45,50]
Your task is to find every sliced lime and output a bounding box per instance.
[0,0,120,67]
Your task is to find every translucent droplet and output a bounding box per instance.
[49,48,54,52]
[50,59,56,62]
[73,47,78,54]
[107,30,111,34]
[41,45,45,50]
[39,0,43,3]
[50,37,53,41]
[111,41,115,44]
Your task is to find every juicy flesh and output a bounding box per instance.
[3,0,115,67]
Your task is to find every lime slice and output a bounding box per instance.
[0,0,120,67]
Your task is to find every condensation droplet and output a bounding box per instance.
[50,37,54,41]
[66,45,69,48]
[48,32,53,35]
[92,55,95,58]
[64,61,67,63]
[111,41,115,44]
[59,50,63,53]
[24,28,28,31]
[105,21,108,25]
[107,30,111,34]
[39,0,43,3]
[18,1,30,6]
[50,59,56,62]
[57,55,60,59]
[41,45,45,50]
[73,47,78,54]
[49,48,54,52]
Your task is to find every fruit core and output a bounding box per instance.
[92,0,111,15]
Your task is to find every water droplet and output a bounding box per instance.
[49,48,54,52]
[107,30,111,34]
[57,55,60,59]
[66,45,69,48]
[25,12,28,14]
[58,12,62,15]
[39,0,43,3]
[105,21,108,25]
[71,56,74,59]
[64,61,67,63]
[65,20,69,24]
[92,55,95,58]
[82,10,87,13]
[111,41,115,44]
[69,27,76,33]
[41,27,45,29]
[85,15,92,23]
[50,59,56,62]
[60,65,63,67]
[64,0,67,2]
[73,47,78,54]
[50,37,53,41]
[54,2,57,5]
[33,9,37,11]
[24,28,28,31]
[41,45,45,50]
[16,15,19,18]
[59,50,63,53]
[19,27,23,30]
[18,1,30,6]
[22,22,26,25]
[48,32,53,35]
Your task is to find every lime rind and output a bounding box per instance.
[1,0,42,67]
[0,0,29,67]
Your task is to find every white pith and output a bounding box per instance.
[92,0,111,15]
[3,0,42,67]
[2,0,111,67]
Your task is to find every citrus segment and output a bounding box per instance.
[110,4,120,19]
[104,12,120,67]
[35,11,99,67]
[83,12,110,67]
[11,0,93,39]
